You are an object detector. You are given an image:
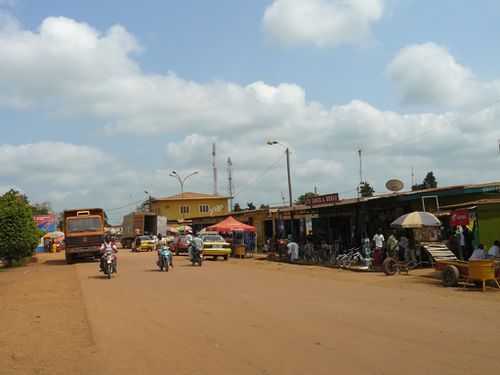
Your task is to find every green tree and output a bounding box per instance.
[259,204,270,209]
[295,192,318,205]
[0,190,42,267]
[104,211,110,227]
[31,201,52,215]
[233,203,242,212]
[412,171,438,191]
[246,202,256,210]
[359,181,375,197]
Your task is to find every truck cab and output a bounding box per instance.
[63,208,105,263]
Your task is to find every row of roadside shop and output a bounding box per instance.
[190,181,500,253]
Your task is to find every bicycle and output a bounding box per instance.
[302,242,318,264]
[382,252,421,275]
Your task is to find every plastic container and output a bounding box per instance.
[467,260,497,292]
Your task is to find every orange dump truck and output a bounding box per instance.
[63,208,105,264]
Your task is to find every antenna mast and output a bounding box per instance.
[358,149,362,186]
[212,143,218,195]
[227,157,234,211]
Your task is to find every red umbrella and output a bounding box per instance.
[206,216,256,232]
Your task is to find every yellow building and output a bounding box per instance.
[150,192,230,225]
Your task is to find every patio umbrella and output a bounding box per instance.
[43,231,65,239]
[390,211,441,229]
[166,226,179,234]
[177,225,192,234]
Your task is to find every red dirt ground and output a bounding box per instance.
[1,249,499,374]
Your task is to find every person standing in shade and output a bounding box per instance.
[361,232,371,259]
[462,225,474,260]
[372,228,385,271]
[399,233,416,264]
[386,231,399,260]
[287,240,299,262]
[456,227,465,260]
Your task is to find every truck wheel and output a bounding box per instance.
[223,255,228,261]
[442,265,459,287]
[65,253,75,264]
[382,257,398,275]
[176,250,180,256]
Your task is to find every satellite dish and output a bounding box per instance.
[386,179,404,192]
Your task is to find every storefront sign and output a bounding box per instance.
[450,209,470,226]
[304,193,339,206]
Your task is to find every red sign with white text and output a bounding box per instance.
[304,193,340,206]
[450,209,469,226]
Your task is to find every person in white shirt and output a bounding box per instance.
[287,241,299,262]
[469,244,485,260]
[372,229,385,271]
[486,240,500,259]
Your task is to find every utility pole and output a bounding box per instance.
[227,157,234,212]
[358,149,362,188]
[212,143,218,195]
[144,190,152,212]
[267,140,294,241]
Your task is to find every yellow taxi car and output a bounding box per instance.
[199,233,231,260]
[132,235,155,252]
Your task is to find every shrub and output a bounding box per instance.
[0,191,42,267]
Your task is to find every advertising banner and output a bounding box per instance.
[450,209,470,227]
[33,215,56,232]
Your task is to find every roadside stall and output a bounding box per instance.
[42,231,65,253]
[443,199,500,250]
[206,216,256,258]
[383,211,442,275]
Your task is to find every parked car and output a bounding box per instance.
[132,235,155,252]
[199,234,231,260]
[170,235,191,255]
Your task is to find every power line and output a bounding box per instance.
[293,97,500,169]
[105,198,146,212]
[233,152,285,198]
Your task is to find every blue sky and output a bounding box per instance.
[1,0,500,224]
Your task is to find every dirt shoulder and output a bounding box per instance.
[0,253,93,375]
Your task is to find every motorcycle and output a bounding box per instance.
[157,245,173,272]
[102,247,117,279]
[191,246,203,266]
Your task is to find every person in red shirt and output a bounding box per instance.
[99,235,117,272]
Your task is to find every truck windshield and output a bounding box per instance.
[66,217,101,233]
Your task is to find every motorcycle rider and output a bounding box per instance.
[100,234,117,272]
[157,244,174,268]
[190,235,203,261]
[185,229,194,260]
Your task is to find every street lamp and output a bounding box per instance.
[267,140,294,240]
[144,190,152,212]
[169,170,198,222]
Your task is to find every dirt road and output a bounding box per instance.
[1,249,500,374]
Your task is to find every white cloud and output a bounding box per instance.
[387,42,500,109]
[0,15,499,216]
[0,142,141,211]
[0,1,19,7]
[261,0,388,48]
